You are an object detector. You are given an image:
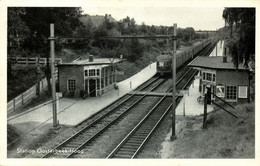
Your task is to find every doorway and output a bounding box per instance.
[89,79,96,97]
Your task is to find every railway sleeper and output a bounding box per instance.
[113,154,132,158]
[129,136,145,140]
[124,142,141,147]
[136,130,151,134]
[121,145,139,149]
[116,150,135,155]
[134,133,149,136]
[126,140,142,144]
[131,135,146,139]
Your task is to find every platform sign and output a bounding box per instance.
[216,85,225,98]
[238,86,247,98]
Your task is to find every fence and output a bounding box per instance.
[9,57,62,65]
[7,77,51,114]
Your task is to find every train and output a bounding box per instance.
[156,38,211,76]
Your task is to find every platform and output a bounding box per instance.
[8,63,157,127]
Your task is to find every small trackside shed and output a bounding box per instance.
[188,55,251,103]
[57,56,122,98]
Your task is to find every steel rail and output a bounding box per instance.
[42,76,167,158]
[106,68,196,158]
[74,75,160,128]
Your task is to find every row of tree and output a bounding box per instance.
[8,7,207,60]
[222,8,255,68]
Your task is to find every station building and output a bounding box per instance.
[188,55,251,103]
[57,56,122,98]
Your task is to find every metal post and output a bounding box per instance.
[216,42,218,56]
[203,88,208,130]
[171,23,177,141]
[183,93,185,116]
[50,24,58,127]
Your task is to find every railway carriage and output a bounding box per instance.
[156,39,211,76]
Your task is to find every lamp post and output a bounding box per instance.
[49,23,58,127]
[170,23,177,141]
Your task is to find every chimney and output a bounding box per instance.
[223,47,227,63]
[89,55,94,62]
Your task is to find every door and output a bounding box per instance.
[89,79,96,97]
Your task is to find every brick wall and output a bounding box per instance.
[58,65,84,98]
[216,70,249,103]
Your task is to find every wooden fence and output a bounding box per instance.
[7,77,53,114]
[9,57,62,65]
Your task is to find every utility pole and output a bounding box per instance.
[171,23,177,141]
[49,23,58,128]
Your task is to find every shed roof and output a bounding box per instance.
[58,58,123,66]
[188,56,249,70]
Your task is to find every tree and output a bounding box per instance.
[20,7,83,53]
[222,8,255,68]
[139,22,147,34]
[7,8,30,78]
[17,7,83,94]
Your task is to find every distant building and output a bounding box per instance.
[80,14,116,28]
[188,53,251,103]
[58,56,122,98]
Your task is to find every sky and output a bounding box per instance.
[82,7,225,30]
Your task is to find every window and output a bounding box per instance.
[97,69,100,76]
[84,70,88,76]
[105,76,108,86]
[226,86,237,100]
[110,75,113,84]
[89,69,96,76]
[203,73,206,80]
[213,74,216,82]
[97,79,100,90]
[159,62,164,67]
[68,79,76,92]
[238,86,247,98]
[206,73,212,81]
[101,79,104,88]
[101,68,105,77]
[202,72,216,82]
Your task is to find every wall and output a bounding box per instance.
[216,70,249,103]
[58,65,84,98]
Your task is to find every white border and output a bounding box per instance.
[1,0,259,166]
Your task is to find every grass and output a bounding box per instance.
[8,65,45,101]
[7,124,20,145]
[116,51,159,82]
[167,102,255,158]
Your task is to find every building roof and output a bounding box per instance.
[58,58,123,66]
[188,56,249,70]
[80,14,116,28]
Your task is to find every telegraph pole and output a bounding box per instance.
[49,23,58,127]
[171,23,177,141]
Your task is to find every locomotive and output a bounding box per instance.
[156,39,211,76]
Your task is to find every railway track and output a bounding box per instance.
[105,42,216,158]
[106,67,195,158]
[42,75,168,158]
[42,40,216,159]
